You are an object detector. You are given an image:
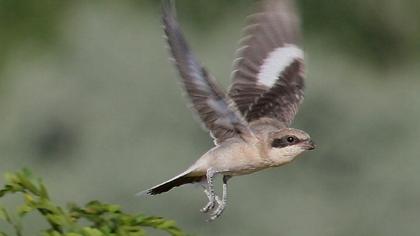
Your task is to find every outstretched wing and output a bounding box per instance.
[162,0,251,144]
[228,0,305,127]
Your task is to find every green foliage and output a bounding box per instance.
[0,170,188,236]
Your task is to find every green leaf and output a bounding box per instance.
[17,204,33,217]
[82,227,104,236]
[37,200,61,215]
[0,169,189,235]
[23,193,36,206]
[16,172,39,195]
[65,233,82,236]
[46,214,67,226]
[42,231,62,236]
[136,216,185,236]
[106,204,120,213]
[0,206,9,221]
[4,172,17,183]
[40,183,50,199]
[0,186,12,197]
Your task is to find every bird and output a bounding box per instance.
[138,0,315,221]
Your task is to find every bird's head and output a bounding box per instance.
[266,128,315,166]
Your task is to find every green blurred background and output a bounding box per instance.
[1,0,420,235]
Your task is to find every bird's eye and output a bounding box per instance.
[287,136,295,143]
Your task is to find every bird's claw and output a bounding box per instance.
[200,200,216,213]
[208,203,226,221]
[204,196,225,221]
[201,195,222,213]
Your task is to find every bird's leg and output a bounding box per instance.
[210,175,232,220]
[201,179,222,212]
[200,169,217,213]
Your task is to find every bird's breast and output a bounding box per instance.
[201,142,270,176]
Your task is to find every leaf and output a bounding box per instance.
[40,183,50,199]
[42,231,62,236]
[0,185,12,197]
[16,172,39,195]
[106,204,120,213]
[23,193,35,206]
[37,200,61,215]
[0,169,189,236]
[17,204,33,217]
[136,216,186,236]
[0,206,9,222]
[65,233,82,236]
[82,227,104,236]
[4,172,17,184]
[4,173,22,192]
[46,214,67,226]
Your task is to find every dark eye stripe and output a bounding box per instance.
[271,138,287,148]
[271,136,300,148]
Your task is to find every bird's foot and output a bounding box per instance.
[201,195,222,213]
[208,198,226,221]
[200,199,216,213]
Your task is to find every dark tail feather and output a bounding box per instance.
[137,172,204,196]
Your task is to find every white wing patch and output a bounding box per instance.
[257,44,304,88]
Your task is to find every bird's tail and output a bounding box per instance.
[137,171,204,196]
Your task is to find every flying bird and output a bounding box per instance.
[138,0,315,221]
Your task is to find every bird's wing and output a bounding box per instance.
[162,0,252,144]
[228,0,305,127]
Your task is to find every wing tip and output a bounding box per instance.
[161,0,177,26]
[161,0,175,15]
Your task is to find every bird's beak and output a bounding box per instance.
[304,140,316,150]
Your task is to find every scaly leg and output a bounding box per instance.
[200,169,217,213]
[210,175,232,220]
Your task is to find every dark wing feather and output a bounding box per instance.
[246,59,304,126]
[228,0,304,126]
[162,0,250,144]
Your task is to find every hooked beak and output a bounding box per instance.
[304,140,316,150]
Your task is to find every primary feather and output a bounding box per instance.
[162,0,251,144]
[228,0,305,127]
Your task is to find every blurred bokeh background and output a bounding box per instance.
[0,0,419,235]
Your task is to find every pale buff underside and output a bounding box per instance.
[186,130,305,177]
